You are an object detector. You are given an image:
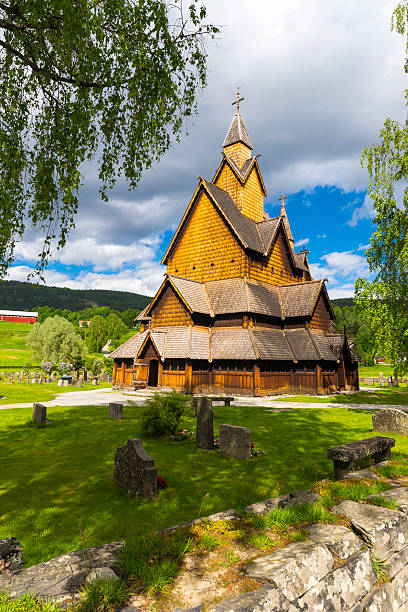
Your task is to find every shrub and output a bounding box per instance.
[140,391,191,436]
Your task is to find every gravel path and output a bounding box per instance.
[0,387,406,411]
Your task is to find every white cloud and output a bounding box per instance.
[357,243,370,251]
[347,194,375,227]
[310,250,370,299]
[294,238,309,248]
[317,234,327,239]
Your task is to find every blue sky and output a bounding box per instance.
[7,0,406,299]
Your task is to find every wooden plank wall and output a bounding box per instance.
[166,191,245,281]
[222,142,252,169]
[242,168,264,222]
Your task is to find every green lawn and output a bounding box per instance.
[0,381,111,405]
[272,387,408,405]
[1,403,407,568]
[359,364,393,378]
[0,321,39,365]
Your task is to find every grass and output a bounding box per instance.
[249,502,337,530]
[314,479,391,507]
[2,403,408,568]
[0,322,41,366]
[359,365,394,378]
[272,387,408,405]
[0,381,111,405]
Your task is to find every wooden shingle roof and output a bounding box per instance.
[109,330,148,358]
[279,281,323,318]
[222,110,253,149]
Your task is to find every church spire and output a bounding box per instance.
[222,91,253,150]
[277,192,294,247]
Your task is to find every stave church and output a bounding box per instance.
[110,95,359,396]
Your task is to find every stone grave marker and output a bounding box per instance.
[33,403,47,425]
[114,438,157,498]
[219,424,251,459]
[373,408,408,436]
[57,379,63,387]
[109,403,123,420]
[196,397,214,450]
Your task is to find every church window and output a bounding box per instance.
[211,263,214,267]
[231,259,235,263]
[280,270,284,278]
[271,266,274,274]
[175,269,178,273]
[192,265,196,269]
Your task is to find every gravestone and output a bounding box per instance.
[63,379,69,387]
[196,397,214,450]
[57,379,63,387]
[113,438,157,498]
[0,537,23,574]
[373,408,408,435]
[76,379,83,387]
[109,403,123,420]
[32,403,47,425]
[219,424,251,459]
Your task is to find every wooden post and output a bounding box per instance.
[291,367,294,393]
[316,364,324,395]
[157,361,163,388]
[121,361,125,385]
[112,361,117,385]
[254,363,261,396]
[185,360,192,393]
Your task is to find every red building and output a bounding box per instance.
[0,310,38,324]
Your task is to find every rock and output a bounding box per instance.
[219,424,251,460]
[278,490,322,508]
[357,583,394,612]
[85,567,118,583]
[32,403,46,425]
[113,438,157,498]
[0,541,122,601]
[388,545,408,578]
[161,509,240,535]
[373,408,408,435]
[244,540,334,601]
[331,500,408,558]
[366,487,408,514]
[0,538,23,574]
[389,563,408,609]
[245,495,291,515]
[341,468,380,481]
[212,585,298,611]
[173,606,203,612]
[196,397,214,450]
[109,403,123,420]
[296,549,376,611]
[327,437,395,480]
[306,524,363,560]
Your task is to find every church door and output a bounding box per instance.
[148,359,159,387]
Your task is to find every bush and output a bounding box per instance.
[140,391,191,436]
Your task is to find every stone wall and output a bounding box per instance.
[3,475,408,610]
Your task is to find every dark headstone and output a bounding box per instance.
[0,537,23,574]
[196,397,214,450]
[114,438,157,498]
[109,403,123,420]
[32,403,46,425]
[219,424,251,459]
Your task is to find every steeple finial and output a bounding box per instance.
[232,89,244,113]
[278,192,287,217]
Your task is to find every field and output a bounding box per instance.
[1,402,408,568]
[359,364,394,377]
[0,321,39,366]
[273,386,408,405]
[0,381,111,405]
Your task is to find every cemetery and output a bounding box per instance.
[2,392,408,609]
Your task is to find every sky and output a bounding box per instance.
[7,0,407,300]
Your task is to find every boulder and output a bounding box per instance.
[306,524,363,560]
[366,486,408,514]
[278,490,322,508]
[213,586,297,611]
[243,540,334,601]
[331,500,408,558]
[85,567,119,583]
[373,408,408,435]
[296,549,376,611]
[0,538,23,575]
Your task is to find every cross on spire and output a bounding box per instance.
[232,89,244,113]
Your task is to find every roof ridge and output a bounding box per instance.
[247,327,259,359]
[282,330,297,363]
[244,276,251,312]
[223,109,253,149]
[168,273,204,285]
[276,285,285,321]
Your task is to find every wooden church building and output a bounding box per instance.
[110,96,359,395]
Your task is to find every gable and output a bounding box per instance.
[150,284,192,327]
[249,224,301,285]
[310,291,332,332]
[165,189,245,282]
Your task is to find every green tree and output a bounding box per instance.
[0,0,218,277]
[27,315,83,363]
[86,315,109,353]
[355,2,408,376]
[105,312,127,341]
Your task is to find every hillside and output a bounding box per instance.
[331,297,354,308]
[0,280,151,312]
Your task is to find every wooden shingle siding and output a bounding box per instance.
[310,293,331,332]
[249,227,296,285]
[241,168,264,222]
[223,142,251,168]
[214,163,243,210]
[167,191,245,281]
[150,285,192,327]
